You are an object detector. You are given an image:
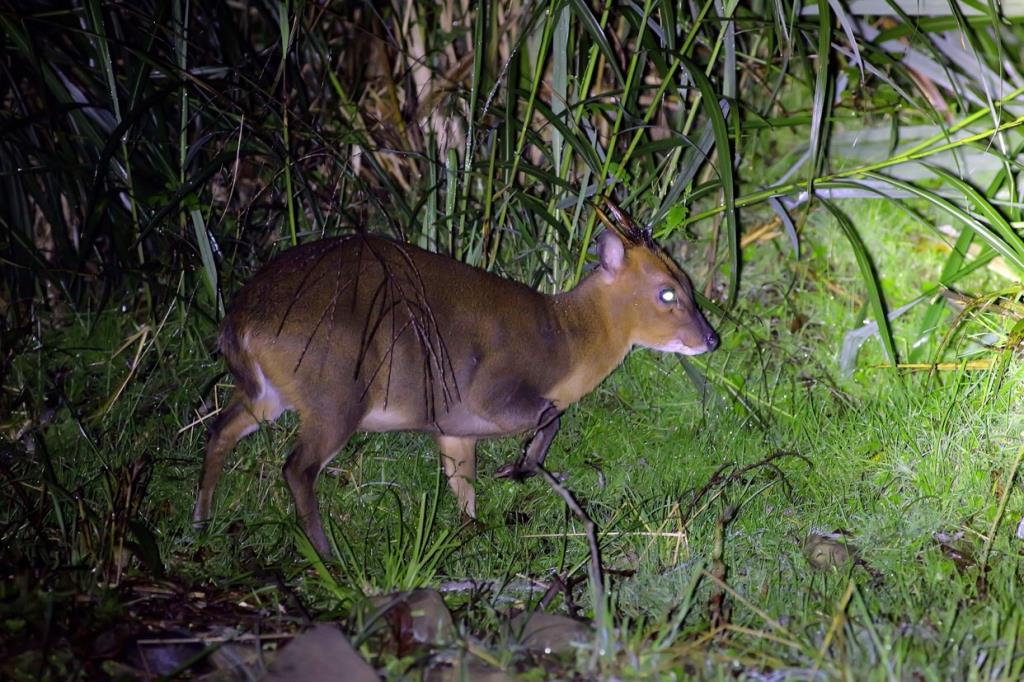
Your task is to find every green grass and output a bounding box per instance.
[4,0,1024,678]
[5,199,1023,679]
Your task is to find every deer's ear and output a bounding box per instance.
[596,230,625,278]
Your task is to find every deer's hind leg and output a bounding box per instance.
[282,408,357,559]
[193,397,262,526]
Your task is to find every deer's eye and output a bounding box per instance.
[658,288,676,304]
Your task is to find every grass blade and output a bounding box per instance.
[820,199,898,366]
[679,56,738,305]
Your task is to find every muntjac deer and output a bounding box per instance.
[193,204,719,557]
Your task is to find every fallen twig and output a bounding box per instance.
[535,464,604,624]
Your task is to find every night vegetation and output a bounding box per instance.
[2,0,1023,678]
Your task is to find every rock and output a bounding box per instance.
[403,589,456,646]
[425,655,517,682]
[509,612,591,655]
[369,588,456,647]
[264,625,378,682]
[803,532,854,570]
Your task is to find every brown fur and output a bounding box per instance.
[193,231,718,557]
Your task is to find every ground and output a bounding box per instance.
[4,201,1023,679]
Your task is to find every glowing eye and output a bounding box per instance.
[659,288,676,304]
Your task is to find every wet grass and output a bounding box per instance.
[5,201,1023,679]
[3,1,1024,677]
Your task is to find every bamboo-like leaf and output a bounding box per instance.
[511,161,580,195]
[190,208,222,317]
[85,0,122,122]
[830,42,915,105]
[445,148,459,258]
[718,0,736,100]
[808,0,833,183]
[456,0,487,260]
[865,171,1024,276]
[820,199,898,366]
[767,197,800,257]
[838,295,918,375]
[651,115,718,231]
[531,97,603,173]
[827,0,863,80]
[927,165,1024,260]
[656,0,677,51]
[678,57,738,304]
[519,194,572,242]
[567,0,625,86]
[551,3,569,176]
